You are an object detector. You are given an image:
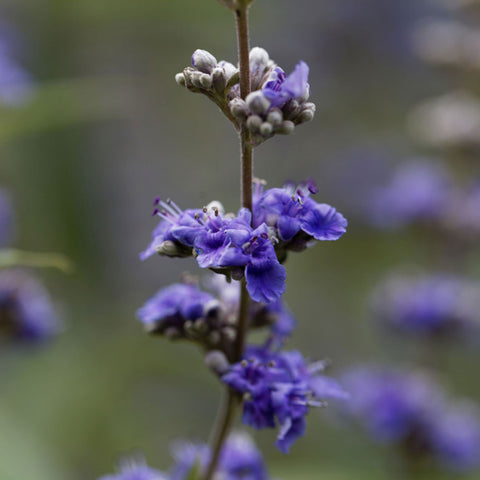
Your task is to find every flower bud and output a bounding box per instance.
[267,108,283,126]
[205,350,230,375]
[191,49,218,74]
[249,47,270,71]
[297,107,315,123]
[212,67,226,93]
[156,240,192,257]
[260,122,273,136]
[219,61,239,82]
[199,73,213,89]
[229,98,249,120]
[246,115,262,132]
[276,120,295,134]
[246,91,271,115]
[175,72,186,87]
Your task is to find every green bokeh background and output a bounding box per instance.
[1,1,479,479]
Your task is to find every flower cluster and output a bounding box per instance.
[0,270,60,342]
[99,433,274,480]
[176,48,316,146]
[341,367,480,471]
[371,274,480,340]
[140,181,346,304]
[137,275,295,357]
[222,340,348,453]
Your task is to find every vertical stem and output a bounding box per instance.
[236,6,253,213]
[203,5,253,480]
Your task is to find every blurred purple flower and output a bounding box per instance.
[341,366,480,472]
[136,282,217,335]
[99,460,166,480]
[0,270,60,342]
[371,274,480,339]
[0,25,33,106]
[369,160,452,228]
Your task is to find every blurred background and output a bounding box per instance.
[1,0,480,479]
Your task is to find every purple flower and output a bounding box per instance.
[430,404,480,472]
[262,62,309,108]
[0,25,33,105]
[222,342,347,453]
[136,282,216,335]
[371,274,480,339]
[253,180,347,247]
[0,271,60,342]
[140,199,202,260]
[370,160,452,228]
[169,434,273,480]
[98,460,166,480]
[341,366,480,472]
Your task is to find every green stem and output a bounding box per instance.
[203,5,253,480]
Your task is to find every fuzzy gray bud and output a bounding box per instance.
[246,115,263,132]
[212,67,226,93]
[249,47,270,71]
[229,98,249,120]
[297,106,315,123]
[199,73,213,89]
[205,350,230,375]
[267,108,283,126]
[155,240,192,258]
[175,73,186,87]
[246,91,271,115]
[191,49,218,74]
[260,122,273,136]
[276,120,295,134]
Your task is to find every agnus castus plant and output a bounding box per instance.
[100,1,348,479]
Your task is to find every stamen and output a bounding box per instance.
[153,196,160,206]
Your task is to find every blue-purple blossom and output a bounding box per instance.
[262,62,309,108]
[370,161,452,228]
[253,179,347,249]
[341,366,480,472]
[169,434,273,480]
[0,271,60,342]
[136,282,216,334]
[142,201,286,304]
[0,25,33,105]
[222,341,348,453]
[430,404,480,471]
[372,274,480,339]
[98,460,166,480]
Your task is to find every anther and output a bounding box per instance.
[152,208,159,216]
[241,359,248,368]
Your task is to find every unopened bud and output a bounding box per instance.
[246,91,271,115]
[163,327,182,339]
[205,350,230,375]
[175,73,186,87]
[156,240,192,258]
[249,47,270,70]
[246,115,262,132]
[229,98,249,120]
[191,49,218,74]
[199,73,213,89]
[260,122,273,136]
[283,99,300,118]
[297,107,315,123]
[219,61,238,82]
[276,120,295,134]
[212,67,226,93]
[267,108,283,126]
